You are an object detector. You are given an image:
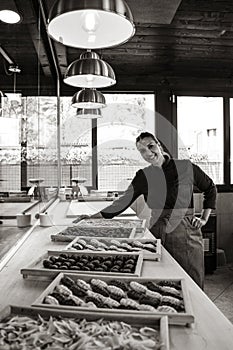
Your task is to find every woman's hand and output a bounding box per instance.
[190,216,207,229]
[72,214,90,223]
[72,212,103,224]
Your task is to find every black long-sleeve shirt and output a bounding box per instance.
[100,158,217,219]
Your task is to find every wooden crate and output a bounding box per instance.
[51,225,145,242]
[21,251,143,279]
[0,305,169,350]
[64,236,161,261]
[32,273,194,326]
[74,217,146,228]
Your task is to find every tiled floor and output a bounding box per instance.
[204,264,233,323]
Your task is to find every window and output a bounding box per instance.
[97,94,155,191]
[60,97,92,187]
[0,96,93,192]
[0,95,21,191]
[0,94,155,193]
[177,96,223,184]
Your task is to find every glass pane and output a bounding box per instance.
[26,96,57,190]
[0,94,21,193]
[177,96,223,184]
[97,94,155,191]
[0,95,93,206]
[60,97,92,190]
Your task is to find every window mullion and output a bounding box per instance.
[223,97,230,185]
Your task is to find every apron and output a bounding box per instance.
[150,208,204,289]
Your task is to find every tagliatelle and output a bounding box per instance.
[0,315,162,349]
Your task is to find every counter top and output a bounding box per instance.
[66,199,136,217]
[0,200,232,349]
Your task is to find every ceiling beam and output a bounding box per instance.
[38,0,62,81]
[54,42,68,76]
[15,0,54,77]
[39,0,68,79]
[127,0,182,24]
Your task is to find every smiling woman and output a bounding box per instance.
[77,131,217,289]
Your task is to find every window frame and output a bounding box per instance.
[174,95,233,193]
[91,92,233,192]
[92,91,156,191]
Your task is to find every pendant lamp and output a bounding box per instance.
[0,10,21,23]
[76,108,102,119]
[0,1,22,24]
[47,0,135,49]
[64,51,116,88]
[71,88,106,108]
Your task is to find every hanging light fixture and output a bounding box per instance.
[76,108,102,119]
[0,10,21,23]
[71,88,106,109]
[47,0,135,49]
[0,0,22,24]
[64,51,116,88]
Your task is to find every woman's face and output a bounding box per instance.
[136,136,165,167]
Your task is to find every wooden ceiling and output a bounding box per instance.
[1,0,233,96]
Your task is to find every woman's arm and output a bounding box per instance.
[193,163,217,209]
[191,163,217,228]
[72,170,146,222]
[191,208,212,229]
[100,173,144,219]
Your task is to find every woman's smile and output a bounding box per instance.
[136,137,164,167]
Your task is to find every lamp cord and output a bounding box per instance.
[13,72,16,93]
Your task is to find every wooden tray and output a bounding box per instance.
[51,225,145,242]
[78,196,113,201]
[64,236,161,261]
[21,251,143,279]
[0,305,169,350]
[32,273,194,326]
[74,217,146,228]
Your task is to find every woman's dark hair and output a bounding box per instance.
[136,132,158,144]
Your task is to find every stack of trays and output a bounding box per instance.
[32,273,194,326]
[9,214,193,347]
[20,251,143,279]
[65,236,162,261]
[0,305,169,349]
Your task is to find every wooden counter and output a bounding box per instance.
[0,201,232,349]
